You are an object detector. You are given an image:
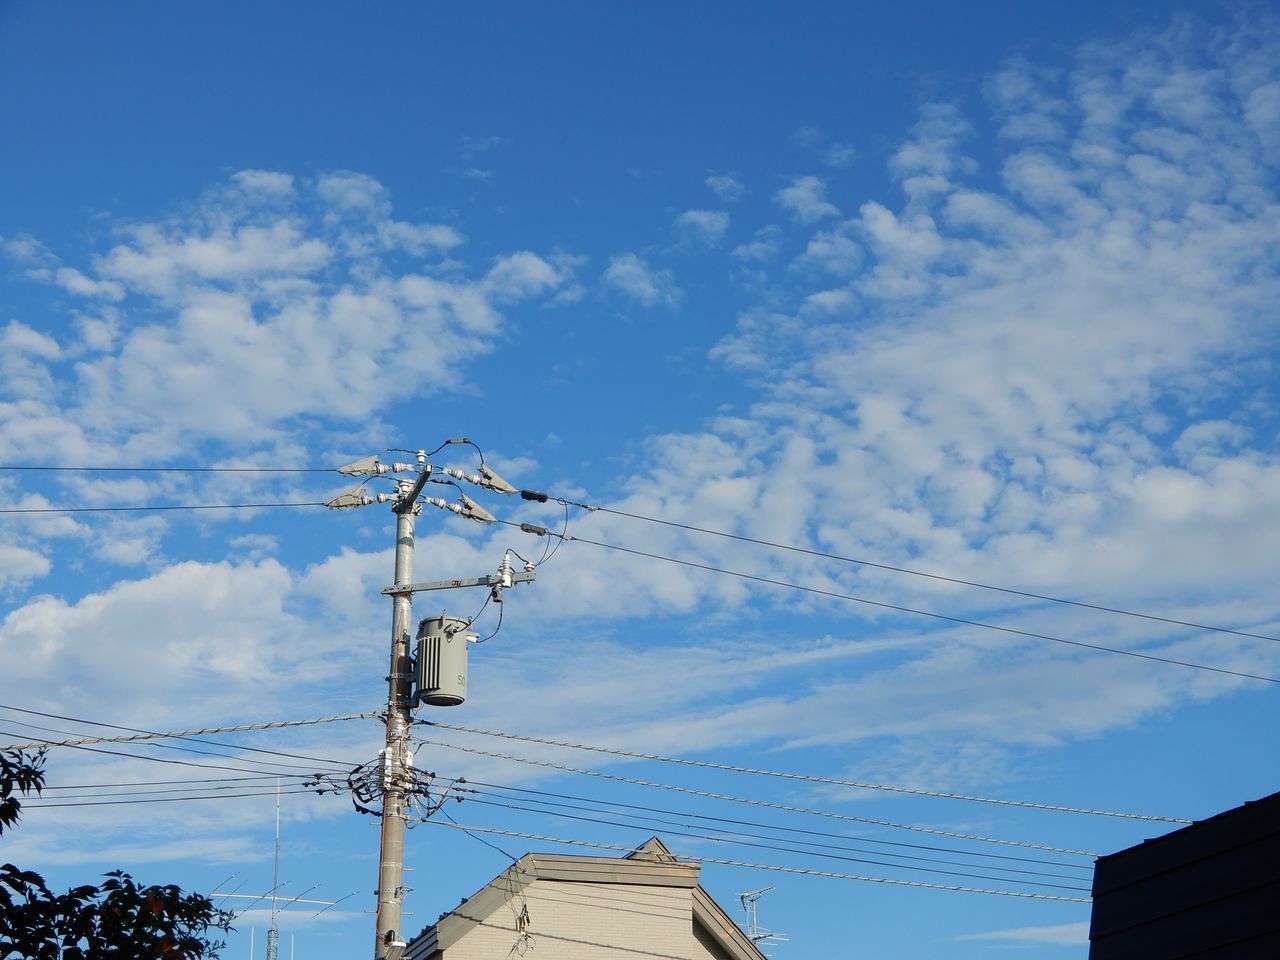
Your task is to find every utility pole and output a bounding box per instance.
[326,444,530,960]
[266,780,281,960]
[375,454,432,959]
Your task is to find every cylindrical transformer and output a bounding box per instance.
[416,615,469,707]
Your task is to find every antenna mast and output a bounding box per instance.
[738,887,788,956]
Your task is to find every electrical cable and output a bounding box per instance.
[0,704,374,763]
[28,776,321,802]
[0,721,343,783]
[418,720,1190,823]
[502,520,1279,684]
[439,805,520,862]
[0,718,350,775]
[20,785,322,810]
[419,821,1093,903]
[447,793,1093,893]
[474,602,504,645]
[39,773,316,792]
[5,462,1274,643]
[545,498,1280,645]
[0,466,334,474]
[0,502,327,515]
[417,738,1100,857]
[458,779,1093,869]
[454,785,1090,882]
[0,732,350,782]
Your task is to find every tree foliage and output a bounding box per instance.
[1,750,232,959]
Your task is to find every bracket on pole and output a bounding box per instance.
[381,570,535,596]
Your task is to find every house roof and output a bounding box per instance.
[406,837,767,960]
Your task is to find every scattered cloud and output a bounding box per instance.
[775,175,840,223]
[731,225,783,262]
[602,253,681,307]
[956,922,1090,945]
[0,171,567,463]
[704,172,746,203]
[674,209,730,247]
[821,142,858,167]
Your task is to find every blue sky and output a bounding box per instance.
[1,2,1279,958]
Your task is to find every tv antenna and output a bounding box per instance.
[213,781,356,958]
[738,886,788,956]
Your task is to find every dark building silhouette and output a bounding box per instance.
[1089,789,1280,958]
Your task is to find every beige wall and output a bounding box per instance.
[445,878,699,960]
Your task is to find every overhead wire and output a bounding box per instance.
[416,737,1100,857]
[0,732,349,781]
[418,720,1191,823]
[443,793,1093,893]
[575,502,1280,645]
[0,466,334,474]
[0,704,373,764]
[29,776,321,802]
[457,779,1094,869]
[452,784,1091,882]
[0,711,371,773]
[420,821,1093,903]
[5,461,1276,644]
[0,501,327,515]
[20,785,323,810]
[39,772,318,792]
[0,719,342,778]
[500,519,1279,684]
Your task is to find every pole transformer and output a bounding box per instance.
[326,444,531,960]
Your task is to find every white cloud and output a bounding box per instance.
[2,320,60,359]
[731,225,782,262]
[0,171,569,461]
[674,209,729,246]
[54,266,124,300]
[0,544,51,590]
[795,227,862,274]
[595,18,1280,776]
[822,142,858,167]
[957,922,1090,944]
[705,173,745,202]
[602,253,681,307]
[232,169,296,196]
[775,175,839,223]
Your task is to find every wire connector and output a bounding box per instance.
[437,464,518,495]
[326,486,394,509]
[337,455,415,477]
[423,496,496,524]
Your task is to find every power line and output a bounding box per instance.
[503,521,1279,684]
[0,730,348,781]
[449,793,1093,893]
[0,719,343,778]
[40,773,316,792]
[419,720,1191,823]
[0,501,327,515]
[420,821,1093,904]
[21,786,323,810]
[33,776,321,801]
[582,504,1280,644]
[0,466,334,474]
[7,463,1275,645]
[0,705,377,756]
[460,779,1094,870]
[456,784,1091,881]
[416,737,1101,857]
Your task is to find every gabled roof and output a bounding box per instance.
[406,837,767,960]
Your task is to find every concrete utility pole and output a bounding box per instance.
[326,444,532,960]
[375,459,432,959]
